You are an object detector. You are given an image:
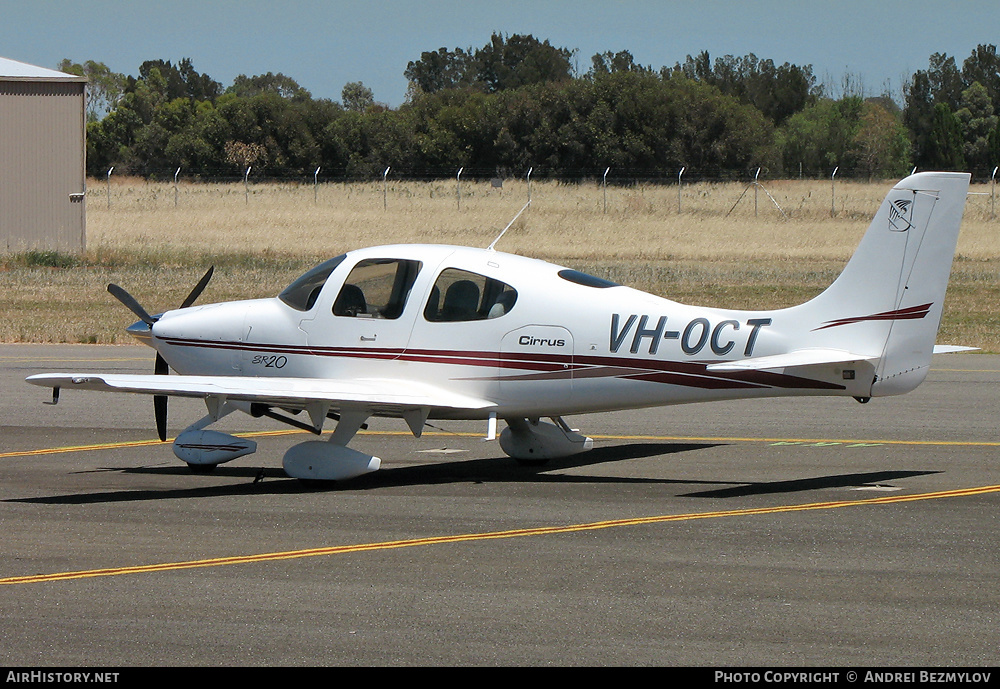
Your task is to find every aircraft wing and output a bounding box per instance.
[25,373,495,415]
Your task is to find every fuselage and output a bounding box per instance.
[144,244,871,419]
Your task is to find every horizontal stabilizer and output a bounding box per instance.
[932,345,979,354]
[706,349,877,372]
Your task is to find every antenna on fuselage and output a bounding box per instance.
[487,200,531,251]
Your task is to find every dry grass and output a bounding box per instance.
[3,177,999,349]
[87,176,1000,261]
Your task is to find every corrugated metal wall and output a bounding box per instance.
[0,80,86,253]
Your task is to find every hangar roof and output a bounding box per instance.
[0,56,86,82]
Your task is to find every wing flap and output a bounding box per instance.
[26,373,494,413]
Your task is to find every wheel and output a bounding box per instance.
[186,462,217,474]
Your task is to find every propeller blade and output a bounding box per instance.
[107,283,157,326]
[154,353,169,442]
[180,266,215,309]
[154,395,167,442]
[108,278,176,442]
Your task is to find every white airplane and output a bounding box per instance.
[28,172,972,481]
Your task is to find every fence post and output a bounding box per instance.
[754,167,761,217]
[106,167,114,209]
[992,166,997,220]
[603,167,610,214]
[677,167,685,213]
[383,166,391,211]
[831,167,838,218]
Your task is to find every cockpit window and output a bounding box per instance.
[278,255,347,311]
[557,269,619,288]
[424,268,518,322]
[333,258,422,319]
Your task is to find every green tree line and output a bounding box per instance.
[59,35,1000,181]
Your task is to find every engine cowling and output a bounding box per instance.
[283,441,381,481]
[172,429,257,465]
[499,418,593,463]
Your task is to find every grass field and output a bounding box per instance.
[3,176,999,350]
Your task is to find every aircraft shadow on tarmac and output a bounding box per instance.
[7,441,940,505]
[677,469,942,498]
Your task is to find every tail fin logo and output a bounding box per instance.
[888,198,913,232]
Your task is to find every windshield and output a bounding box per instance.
[278,255,347,311]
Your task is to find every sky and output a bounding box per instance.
[2,0,998,107]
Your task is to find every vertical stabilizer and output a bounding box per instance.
[793,172,970,395]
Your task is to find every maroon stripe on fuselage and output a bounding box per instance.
[155,337,844,391]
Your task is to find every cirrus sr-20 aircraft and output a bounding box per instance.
[28,172,973,482]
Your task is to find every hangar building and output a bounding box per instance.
[1,57,87,253]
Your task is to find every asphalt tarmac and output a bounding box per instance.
[1,344,998,667]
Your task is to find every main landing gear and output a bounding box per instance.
[499,417,593,465]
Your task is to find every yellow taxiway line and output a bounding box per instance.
[2,484,998,586]
[0,429,302,459]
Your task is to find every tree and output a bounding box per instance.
[58,59,126,122]
[925,52,964,111]
[404,47,476,95]
[903,69,936,168]
[224,140,267,170]
[472,33,573,93]
[484,71,777,176]
[924,103,966,170]
[588,50,649,76]
[778,99,840,173]
[342,81,375,112]
[674,51,816,124]
[177,58,221,102]
[778,96,866,175]
[989,122,1000,172]
[164,101,225,171]
[962,44,1000,110]
[135,58,221,102]
[405,33,574,98]
[676,51,713,82]
[852,101,912,179]
[904,45,1000,170]
[323,108,420,178]
[955,81,998,172]
[229,73,312,101]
